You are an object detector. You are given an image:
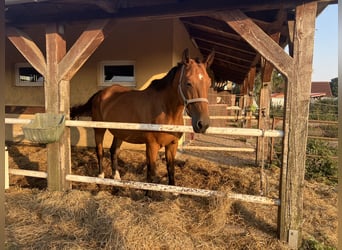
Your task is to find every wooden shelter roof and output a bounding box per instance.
[5,0,336,84]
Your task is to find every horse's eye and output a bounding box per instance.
[186,82,192,88]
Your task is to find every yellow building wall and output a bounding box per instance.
[5,19,200,147]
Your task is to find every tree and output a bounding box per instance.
[330,77,338,97]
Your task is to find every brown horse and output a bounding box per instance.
[71,48,214,185]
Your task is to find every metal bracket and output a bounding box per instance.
[288,229,299,249]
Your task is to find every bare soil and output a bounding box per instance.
[5,134,337,249]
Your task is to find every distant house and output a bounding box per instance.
[271,81,333,107]
[271,93,285,107]
[311,81,333,98]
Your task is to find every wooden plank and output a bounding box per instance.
[278,2,317,247]
[66,174,280,206]
[6,26,46,76]
[58,19,114,82]
[65,120,284,138]
[213,10,294,78]
[307,136,338,142]
[9,168,47,179]
[181,146,255,152]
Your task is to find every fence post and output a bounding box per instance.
[278,2,317,247]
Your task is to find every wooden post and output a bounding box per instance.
[44,19,114,191]
[8,19,114,191]
[45,23,71,191]
[0,1,5,247]
[256,59,272,165]
[269,117,276,163]
[256,58,273,195]
[245,67,255,128]
[214,5,316,246]
[256,33,280,167]
[278,2,317,248]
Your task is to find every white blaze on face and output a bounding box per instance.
[198,73,203,80]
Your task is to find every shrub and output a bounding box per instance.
[309,99,338,121]
[305,139,337,184]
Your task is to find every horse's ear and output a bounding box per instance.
[182,48,190,65]
[205,49,215,68]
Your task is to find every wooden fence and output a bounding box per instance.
[5,117,283,206]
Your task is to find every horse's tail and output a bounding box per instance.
[70,91,101,119]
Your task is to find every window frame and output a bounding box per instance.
[98,60,136,87]
[14,63,44,87]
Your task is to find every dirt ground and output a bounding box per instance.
[5,134,337,249]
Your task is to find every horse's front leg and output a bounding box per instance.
[146,143,160,183]
[165,140,178,185]
[94,128,106,178]
[110,137,122,180]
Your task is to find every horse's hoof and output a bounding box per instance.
[98,173,105,178]
[113,170,121,180]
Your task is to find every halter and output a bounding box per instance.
[178,65,209,110]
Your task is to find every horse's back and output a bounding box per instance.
[96,85,159,123]
[93,84,182,145]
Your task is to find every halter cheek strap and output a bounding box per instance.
[178,65,209,108]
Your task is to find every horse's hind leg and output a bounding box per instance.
[94,128,106,178]
[110,137,122,180]
[165,141,178,185]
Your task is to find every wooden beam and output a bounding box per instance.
[213,10,293,78]
[278,2,317,248]
[6,26,46,76]
[58,19,114,82]
[7,0,337,25]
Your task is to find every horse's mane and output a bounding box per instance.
[149,58,202,91]
[149,64,180,91]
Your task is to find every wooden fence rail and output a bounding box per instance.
[5,118,284,138]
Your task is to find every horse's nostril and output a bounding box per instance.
[197,120,203,130]
[196,120,209,133]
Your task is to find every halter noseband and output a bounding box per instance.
[178,65,209,108]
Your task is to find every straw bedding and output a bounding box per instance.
[5,136,337,249]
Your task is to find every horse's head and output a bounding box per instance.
[178,48,215,133]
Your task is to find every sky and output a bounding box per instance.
[312,4,338,81]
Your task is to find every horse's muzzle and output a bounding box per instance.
[192,117,210,133]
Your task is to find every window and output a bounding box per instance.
[98,61,136,87]
[15,63,44,86]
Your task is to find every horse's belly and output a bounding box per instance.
[110,129,147,144]
[109,129,182,146]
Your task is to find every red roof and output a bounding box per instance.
[311,82,332,97]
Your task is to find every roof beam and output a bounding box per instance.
[213,10,293,77]
[196,39,255,63]
[182,20,258,53]
[7,0,337,24]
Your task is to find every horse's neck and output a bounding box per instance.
[159,84,184,119]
